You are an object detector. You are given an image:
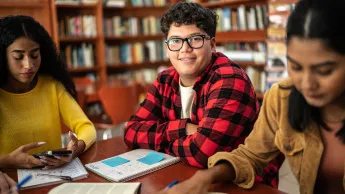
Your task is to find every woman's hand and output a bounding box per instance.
[5,142,46,169]
[157,170,212,194]
[41,131,85,169]
[0,171,18,194]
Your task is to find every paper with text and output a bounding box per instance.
[17,158,88,189]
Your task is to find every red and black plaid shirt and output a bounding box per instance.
[124,52,282,187]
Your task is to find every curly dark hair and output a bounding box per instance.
[0,15,76,99]
[160,2,218,38]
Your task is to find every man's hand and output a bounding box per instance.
[41,131,85,169]
[6,142,46,169]
[186,123,198,135]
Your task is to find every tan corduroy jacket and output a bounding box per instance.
[208,78,343,194]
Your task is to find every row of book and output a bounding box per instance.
[108,69,159,84]
[246,67,266,93]
[105,40,167,64]
[266,3,296,89]
[103,16,160,36]
[58,15,97,38]
[104,0,169,7]
[60,43,95,69]
[217,42,266,63]
[214,5,268,32]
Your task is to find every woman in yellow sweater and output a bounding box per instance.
[0,16,96,169]
[159,0,345,193]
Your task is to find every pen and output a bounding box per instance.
[166,180,179,189]
[36,173,73,181]
[16,174,32,190]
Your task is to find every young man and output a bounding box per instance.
[124,2,282,187]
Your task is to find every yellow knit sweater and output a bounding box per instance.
[0,75,96,155]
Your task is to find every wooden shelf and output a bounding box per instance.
[103,5,169,10]
[267,10,291,16]
[107,60,170,71]
[105,34,164,41]
[235,61,265,68]
[56,3,97,8]
[269,0,298,4]
[68,66,99,73]
[202,0,266,8]
[216,30,266,43]
[60,37,98,43]
[256,92,264,100]
[0,3,44,8]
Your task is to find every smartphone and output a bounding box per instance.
[33,150,72,158]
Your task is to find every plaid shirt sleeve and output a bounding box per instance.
[124,78,189,152]
[124,72,259,168]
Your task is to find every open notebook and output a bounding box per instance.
[85,149,180,182]
[17,158,88,189]
[48,182,141,194]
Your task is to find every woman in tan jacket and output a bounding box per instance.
[159,0,345,193]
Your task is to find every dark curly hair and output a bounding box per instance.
[160,2,218,38]
[0,15,77,99]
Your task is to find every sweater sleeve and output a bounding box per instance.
[208,82,281,189]
[57,83,96,151]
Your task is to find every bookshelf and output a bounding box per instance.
[0,0,58,43]
[50,0,279,100]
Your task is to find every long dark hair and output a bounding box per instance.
[285,0,345,142]
[0,15,76,99]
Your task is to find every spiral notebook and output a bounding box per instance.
[85,149,180,182]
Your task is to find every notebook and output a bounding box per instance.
[17,158,88,189]
[85,149,180,182]
[48,182,141,194]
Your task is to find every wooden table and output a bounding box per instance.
[6,137,285,194]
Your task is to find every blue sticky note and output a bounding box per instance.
[102,156,130,167]
[137,151,165,165]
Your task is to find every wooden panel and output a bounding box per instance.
[59,36,98,43]
[68,66,100,73]
[216,30,267,43]
[0,0,55,39]
[103,6,169,17]
[56,4,97,8]
[269,0,298,4]
[105,34,164,42]
[201,0,267,8]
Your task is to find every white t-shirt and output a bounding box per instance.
[179,79,195,119]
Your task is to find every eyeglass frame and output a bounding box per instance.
[164,34,212,52]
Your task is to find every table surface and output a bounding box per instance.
[6,137,286,194]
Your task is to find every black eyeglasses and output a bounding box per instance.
[165,34,211,51]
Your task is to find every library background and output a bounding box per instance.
[0,0,296,127]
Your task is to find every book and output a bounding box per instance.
[17,158,88,189]
[48,182,141,194]
[85,149,180,182]
[48,183,225,194]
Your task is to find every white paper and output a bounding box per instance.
[17,158,88,189]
